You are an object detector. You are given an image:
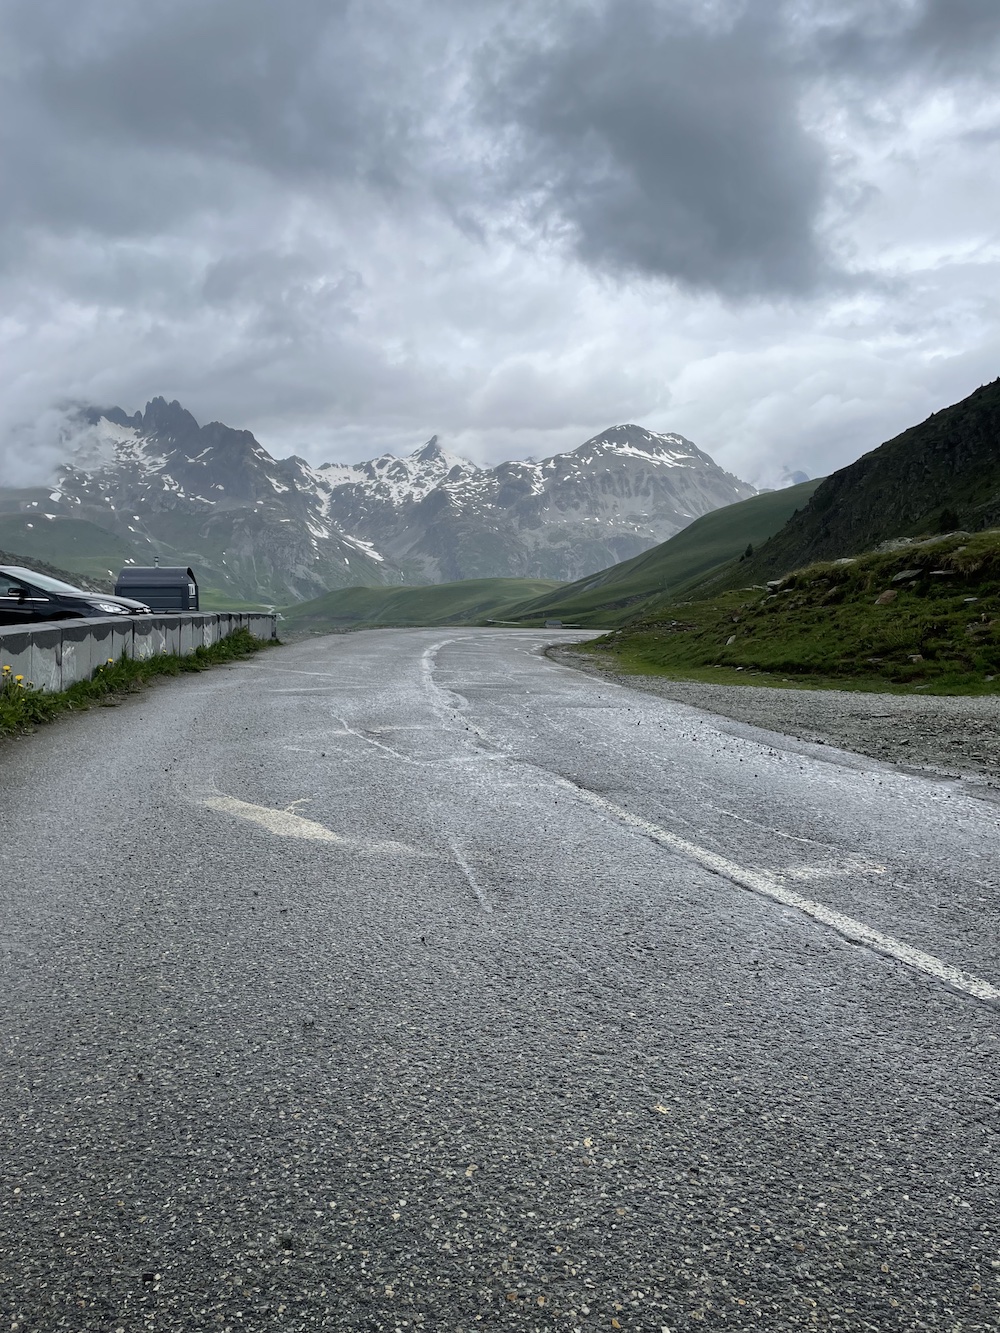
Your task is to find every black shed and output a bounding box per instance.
[115,565,199,611]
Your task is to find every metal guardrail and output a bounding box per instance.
[0,612,277,692]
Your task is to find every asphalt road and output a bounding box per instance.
[2,627,999,1332]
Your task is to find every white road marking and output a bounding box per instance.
[557,779,1000,1005]
[779,862,887,883]
[419,639,461,727]
[201,793,425,858]
[333,716,419,761]
[325,713,493,769]
[448,837,493,913]
[370,725,437,733]
[244,666,357,679]
[420,639,498,747]
[266,688,346,694]
[413,634,998,1003]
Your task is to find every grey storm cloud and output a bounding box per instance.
[476,0,1000,295]
[479,3,831,297]
[1,0,999,487]
[812,0,1000,77]
[6,0,996,290]
[1,0,417,246]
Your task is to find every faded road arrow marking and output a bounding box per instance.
[202,793,426,858]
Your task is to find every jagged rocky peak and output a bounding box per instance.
[140,396,201,441]
[403,434,476,472]
[349,436,479,502]
[89,405,142,431]
[412,434,445,462]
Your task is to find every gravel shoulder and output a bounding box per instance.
[549,646,1000,792]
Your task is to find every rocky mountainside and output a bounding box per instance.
[737,378,1000,586]
[399,425,754,582]
[0,399,754,603]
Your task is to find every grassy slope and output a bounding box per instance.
[198,590,274,612]
[0,513,139,583]
[587,531,1000,694]
[501,480,821,627]
[281,577,562,632]
[0,545,115,592]
[0,518,268,611]
[735,378,1000,587]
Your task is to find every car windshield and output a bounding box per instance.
[0,566,88,595]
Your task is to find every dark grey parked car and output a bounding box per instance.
[0,565,152,627]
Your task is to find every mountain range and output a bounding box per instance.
[280,376,1000,634]
[0,398,755,603]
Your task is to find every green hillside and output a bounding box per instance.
[281,577,562,634]
[501,480,821,626]
[0,547,113,592]
[587,530,1000,694]
[737,378,1000,586]
[0,513,139,583]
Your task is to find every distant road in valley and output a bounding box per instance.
[2,628,998,1330]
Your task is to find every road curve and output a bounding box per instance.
[1,627,998,1331]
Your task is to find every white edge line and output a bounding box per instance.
[559,780,1000,1006]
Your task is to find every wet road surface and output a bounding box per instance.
[2,628,999,1330]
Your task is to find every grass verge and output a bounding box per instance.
[0,627,278,739]
[585,531,1000,694]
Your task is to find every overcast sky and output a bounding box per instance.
[2,0,999,487]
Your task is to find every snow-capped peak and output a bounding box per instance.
[408,434,477,476]
[335,437,479,505]
[410,435,447,463]
[572,424,700,468]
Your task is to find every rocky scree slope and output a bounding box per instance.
[0,402,754,603]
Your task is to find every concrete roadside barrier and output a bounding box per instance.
[0,613,277,693]
[0,629,32,688]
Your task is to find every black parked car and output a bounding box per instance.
[0,565,152,627]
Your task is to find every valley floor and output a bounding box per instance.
[550,646,1000,794]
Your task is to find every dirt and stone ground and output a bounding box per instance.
[549,646,1000,794]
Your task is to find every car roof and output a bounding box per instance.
[0,566,89,594]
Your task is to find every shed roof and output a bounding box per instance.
[116,566,197,585]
